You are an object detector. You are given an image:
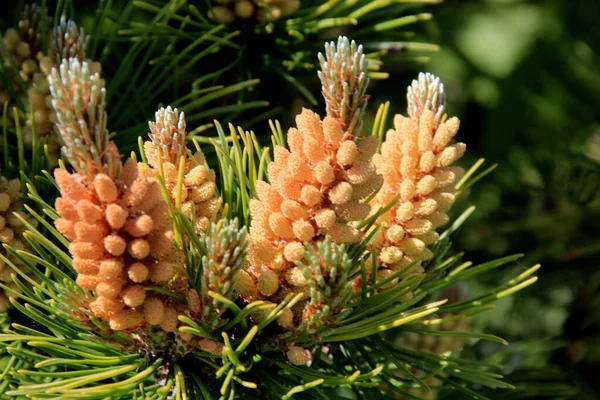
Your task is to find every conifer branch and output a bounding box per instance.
[296,236,353,333]
[50,17,89,63]
[318,36,370,138]
[192,219,248,330]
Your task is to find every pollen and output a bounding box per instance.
[128,262,148,283]
[110,309,144,331]
[94,174,118,203]
[122,285,146,307]
[144,297,165,325]
[283,241,305,262]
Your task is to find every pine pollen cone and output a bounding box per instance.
[209,0,301,25]
[1,26,43,137]
[244,108,381,311]
[372,109,465,274]
[0,175,36,312]
[53,159,184,331]
[142,145,221,234]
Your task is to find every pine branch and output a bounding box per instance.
[0,18,541,399]
[48,58,121,180]
[318,36,370,138]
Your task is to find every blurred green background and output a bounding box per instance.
[376,0,600,398]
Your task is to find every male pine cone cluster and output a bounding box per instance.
[54,162,184,331]
[1,6,98,162]
[242,38,379,331]
[0,174,36,312]
[51,58,224,333]
[143,106,220,234]
[244,109,378,322]
[28,18,99,154]
[210,0,300,24]
[371,73,465,292]
[41,34,469,373]
[0,5,46,132]
[50,59,186,332]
